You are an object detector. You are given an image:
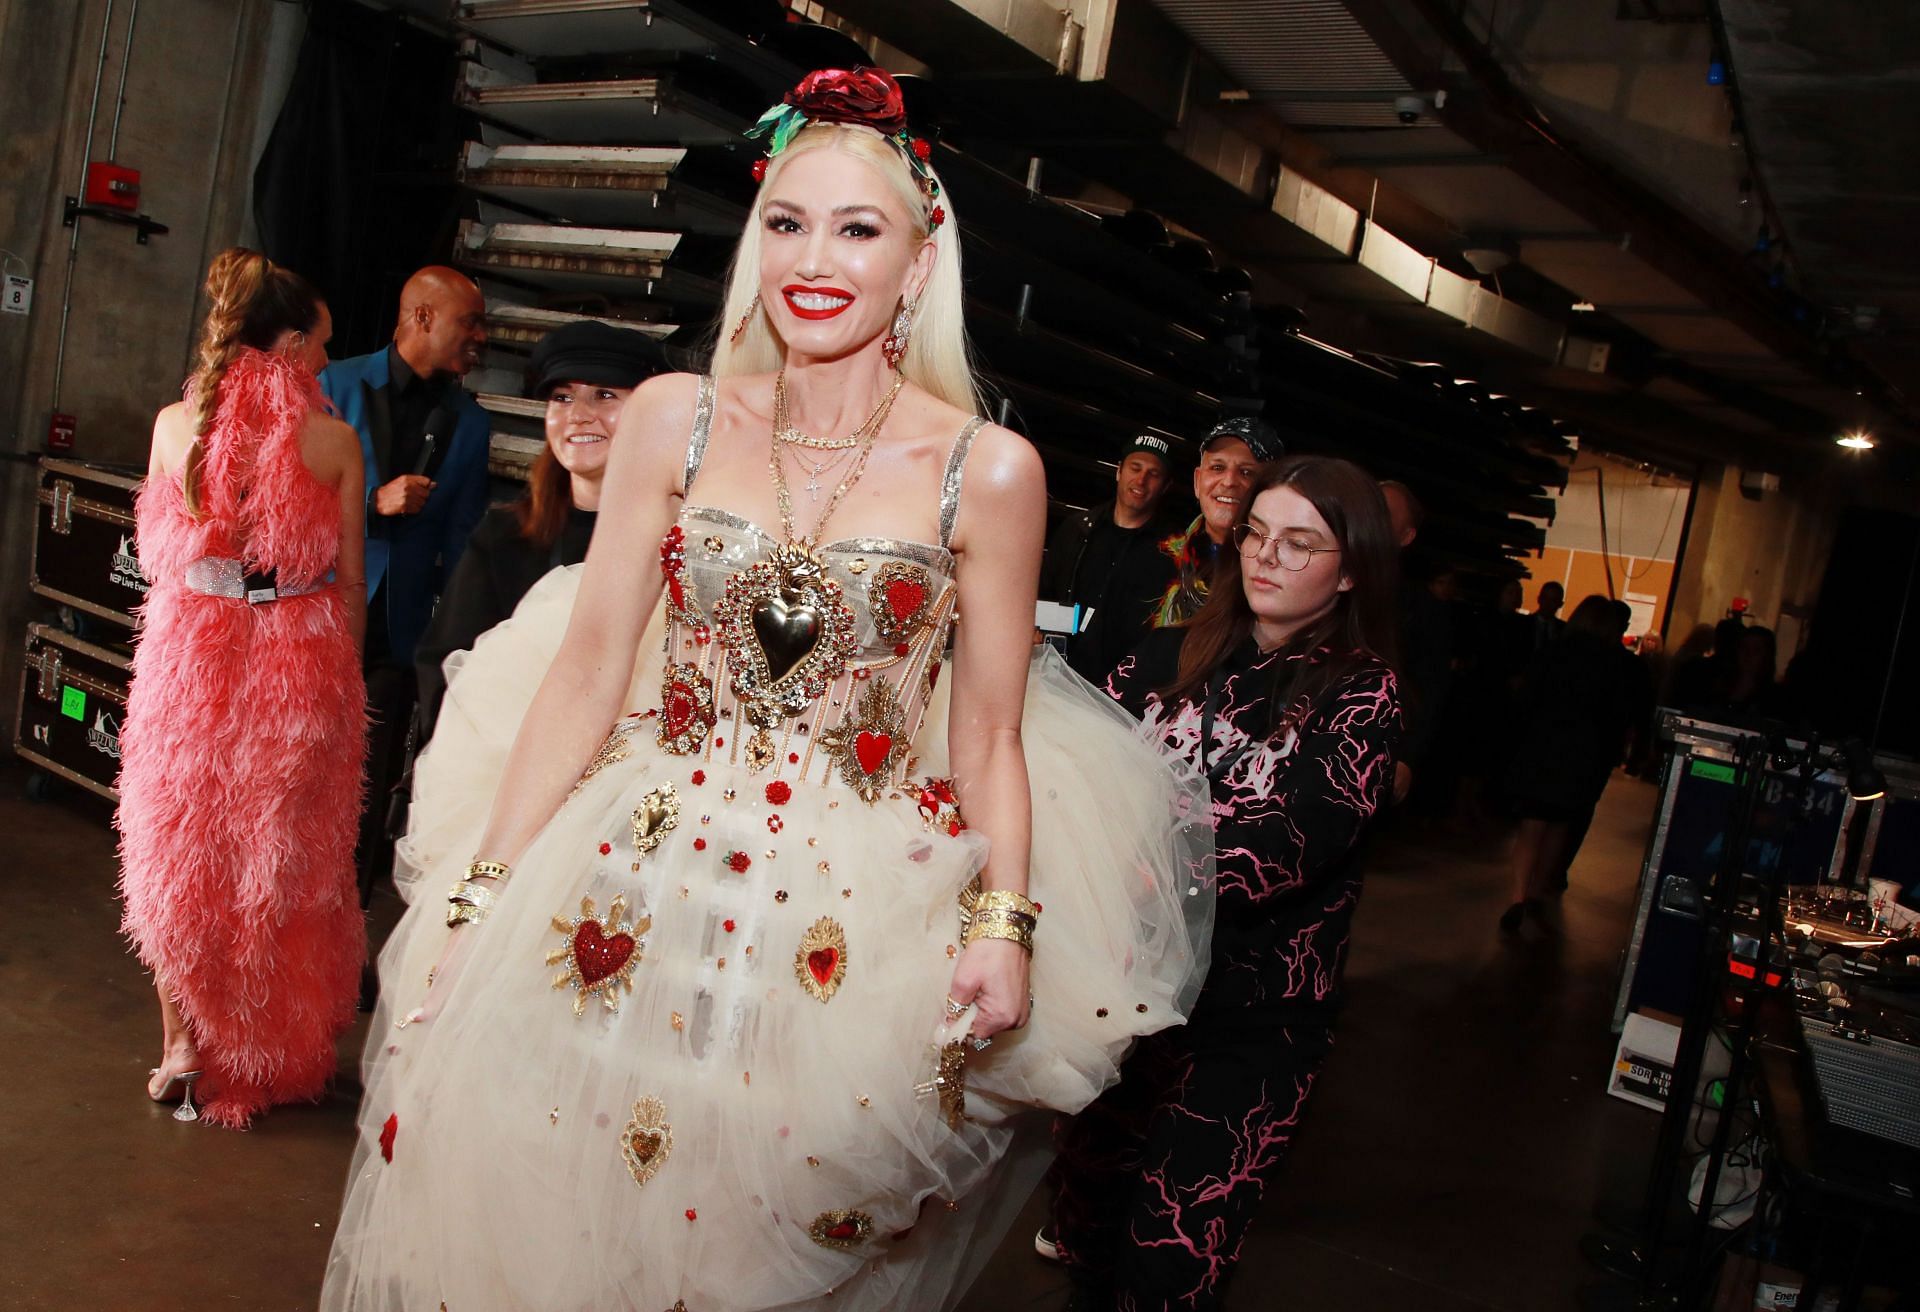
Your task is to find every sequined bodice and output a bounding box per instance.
[636,377,981,802]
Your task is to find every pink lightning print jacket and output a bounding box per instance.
[1107,628,1402,1027]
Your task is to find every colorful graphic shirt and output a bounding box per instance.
[1107,627,1401,1025]
[1150,515,1230,629]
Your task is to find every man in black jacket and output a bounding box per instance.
[1041,432,1181,682]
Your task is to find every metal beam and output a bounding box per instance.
[1328,151,1505,169]
[1339,0,1828,371]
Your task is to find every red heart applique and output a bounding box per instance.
[853,731,892,775]
[807,947,840,986]
[884,578,926,624]
[574,921,636,984]
[663,680,701,737]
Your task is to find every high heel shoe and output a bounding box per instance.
[148,1068,205,1122]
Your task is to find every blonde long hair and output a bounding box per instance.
[710,123,980,415]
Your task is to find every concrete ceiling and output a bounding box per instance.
[815,0,1915,476]
[1146,0,1917,472]
[1716,0,1920,427]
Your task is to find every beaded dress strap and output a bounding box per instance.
[938,417,988,550]
[681,375,718,497]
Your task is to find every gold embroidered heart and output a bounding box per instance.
[629,1128,662,1164]
[630,783,680,857]
[620,1095,672,1187]
[751,589,822,682]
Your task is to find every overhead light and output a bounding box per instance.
[1570,301,1596,312]
[1836,432,1875,450]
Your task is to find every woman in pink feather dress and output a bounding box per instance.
[118,247,368,1129]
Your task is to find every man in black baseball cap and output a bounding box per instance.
[1040,430,1184,681]
[1149,414,1282,628]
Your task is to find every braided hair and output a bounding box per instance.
[181,248,322,516]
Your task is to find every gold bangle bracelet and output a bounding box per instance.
[466,859,512,884]
[447,880,499,912]
[962,913,1034,953]
[973,888,1039,919]
[968,907,1036,929]
[446,902,489,929]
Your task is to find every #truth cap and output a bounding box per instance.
[1123,431,1174,469]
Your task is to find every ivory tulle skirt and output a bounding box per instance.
[322,565,1212,1311]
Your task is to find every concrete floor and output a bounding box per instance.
[0,760,1660,1310]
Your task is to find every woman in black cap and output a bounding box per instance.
[413,320,662,742]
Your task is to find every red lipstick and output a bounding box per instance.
[782,284,855,320]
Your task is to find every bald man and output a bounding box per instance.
[321,266,491,667]
[322,266,491,901]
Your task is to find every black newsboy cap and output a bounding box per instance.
[527,320,665,397]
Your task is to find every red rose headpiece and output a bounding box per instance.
[744,67,944,228]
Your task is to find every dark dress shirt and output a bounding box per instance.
[383,344,454,482]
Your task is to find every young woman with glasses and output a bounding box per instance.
[1045,455,1403,1310]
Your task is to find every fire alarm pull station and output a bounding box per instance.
[64,166,168,245]
[84,163,141,212]
[48,413,76,454]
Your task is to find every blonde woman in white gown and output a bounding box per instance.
[324,67,1211,1312]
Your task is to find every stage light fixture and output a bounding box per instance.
[1836,432,1875,450]
[1843,739,1886,802]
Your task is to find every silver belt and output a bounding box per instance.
[183,557,328,603]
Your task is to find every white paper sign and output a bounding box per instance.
[2,275,31,316]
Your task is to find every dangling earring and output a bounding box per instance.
[881,298,914,370]
[729,292,761,346]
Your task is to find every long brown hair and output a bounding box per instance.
[182,248,323,516]
[512,445,573,550]
[1164,456,1400,730]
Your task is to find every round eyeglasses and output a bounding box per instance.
[1230,522,1342,572]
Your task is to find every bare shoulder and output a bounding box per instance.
[617,371,707,449]
[950,421,1044,556]
[960,421,1044,498]
[299,411,363,478]
[303,410,360,451]
[149,401,197,474]
[631,370,705,422]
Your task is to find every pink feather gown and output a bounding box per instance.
[117,349,367,1129]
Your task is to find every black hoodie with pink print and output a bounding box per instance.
[1106,626,1402,1029]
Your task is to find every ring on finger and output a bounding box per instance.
[943,996,968,1020]
[969,1036,993,1052]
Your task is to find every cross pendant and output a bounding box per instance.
[805,469,823,501]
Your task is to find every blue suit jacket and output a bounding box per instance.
[320,349,490,665]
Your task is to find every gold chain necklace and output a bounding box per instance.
[782,442,857,503]
[773,370,869,450]
[770,369,904,545]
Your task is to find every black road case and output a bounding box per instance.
[31,457,147,631]
[16,622,131,802]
